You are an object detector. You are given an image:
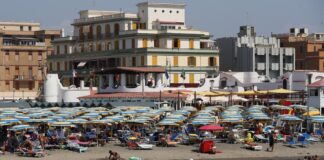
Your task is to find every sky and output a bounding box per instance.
[0,0,323,38]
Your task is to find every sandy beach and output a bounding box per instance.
[1,141,324,160]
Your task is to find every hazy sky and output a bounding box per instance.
[0,0,323,38]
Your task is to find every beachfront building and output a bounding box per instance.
[216,26,296,79]
[48,2,219,89]
[307,78,324,115]
[0,22,61,100]
[273,28,324,71]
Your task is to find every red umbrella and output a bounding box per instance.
[199,124,224,131]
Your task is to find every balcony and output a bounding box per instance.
[13,75,36,81]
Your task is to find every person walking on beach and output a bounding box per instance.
[268,131,274,152]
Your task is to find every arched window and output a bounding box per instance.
[187,57,196,66]
[105,24,110,38]
[114,23,120,36]
[96,25,102,39]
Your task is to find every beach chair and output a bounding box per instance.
[284,136,297,148]
[17,147,45,158]
[136,142,154,150]
[297,136,309,147]
[67,141,88,153]
[302,133,321,143]
[275,134,285,143]
[243,143,263,151]
[254,134,268,143]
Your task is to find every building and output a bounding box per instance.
[274,28,324,71]
[0,22,61,100]
[307,78,324,115]
[48,2,218,89]
[216,26,295,79]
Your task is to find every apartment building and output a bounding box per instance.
[217,26,295,80]
[0,22,61,100]
[48,2,219,88]
[274,28,324,71]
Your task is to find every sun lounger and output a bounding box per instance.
[67,141,88,153]
[302,133,320,143]
[254,134,268,143]
[297,136,309,147]
[17,148,45,158]
[243,143,262,151]
[284,136,297,148]
[127,141,154,150]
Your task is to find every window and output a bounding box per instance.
[189,73,195,83]
[28,52,33,61]
[105,24,111,38]
[89,43,93,52]
[114,23,120,35]
[154,10,157,12]
[132,39,135,48]
[122,57,126,67]
[114,40,119,50]
[132,23,138,30]
[188,57,196,66]
[14,82,19,90]
[5,52,9,61]
[209,57,217,66]
[15,52,19,61]
[56,46,60,54]
[189,39,194,49]
[79,26,84,40]
[49,62,53,71]
[28,26,32,31]
[57,62,60,71]
[173,73,179,83]
[28,67,33,78]
[132,57,136,66]
[96,25,102,39]
[97,43,102,51]
[309,89,319,96]
[169,10,172,13]
[5,67,9,75]
[142,38,148,48]
[162,10,165,13]
[106,42,111,50]
[88,25,93,39]
[28,82,33,90]
[173,38,180,48]
[20,26,23,31]
[64,45,68,54]
[152,56,157,65]
[176,11,179,14]
[5,81,10,91]
[122,40,126,49]
[15,66,19,75]
[64,62,68,71]
[141,56,145,66]
[154,38,159,48]
[140,23,146,29]
[173,56,178,66]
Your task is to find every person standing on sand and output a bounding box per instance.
[268,131,274,152]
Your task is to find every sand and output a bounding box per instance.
[1,141,324,160]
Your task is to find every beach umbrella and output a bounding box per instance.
[157,121,179,126]
[268,88,297,94]
[0,121,10,126]
[303,110,320,116]
[1,118,20,123]
[199,124,223,131]
[27,118,55,123]
[9,125,33,131]
[50,122,76,127]
[235,90,267,96]
[67,119,88,124]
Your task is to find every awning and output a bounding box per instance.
[77,62,87,68]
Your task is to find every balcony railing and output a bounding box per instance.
[13,75,36,81]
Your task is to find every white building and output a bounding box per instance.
[217,26,295,79]
[307,79,324,115]
[48,2,218,89]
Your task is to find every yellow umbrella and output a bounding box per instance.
[303,110,320,116]
[268,88,297,94]
[235,90,267,96]
[196,91,223,97]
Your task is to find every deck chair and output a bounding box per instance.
[284,136,297,148]
[67,141,88,153]
[254,134,268,143]
[136,142,153,150]
[275,134,285,142]
[17,147,45,158]
[297,136,309,147]
[302,133,320,143]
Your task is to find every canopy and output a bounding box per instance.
[268,88,297,94]
[235,90,267,96]
[199,124,224,131]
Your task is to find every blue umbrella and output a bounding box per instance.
[9,125,33,131]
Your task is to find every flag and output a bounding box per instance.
[165,69,169,79]
[180,69,185,79]
[72,69,77,77]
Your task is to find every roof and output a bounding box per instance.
[308,79,324,87]
[96,67,165,74]
[79,92,186,99]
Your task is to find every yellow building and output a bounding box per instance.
[0,22,61,99]
[48,2,218,88]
